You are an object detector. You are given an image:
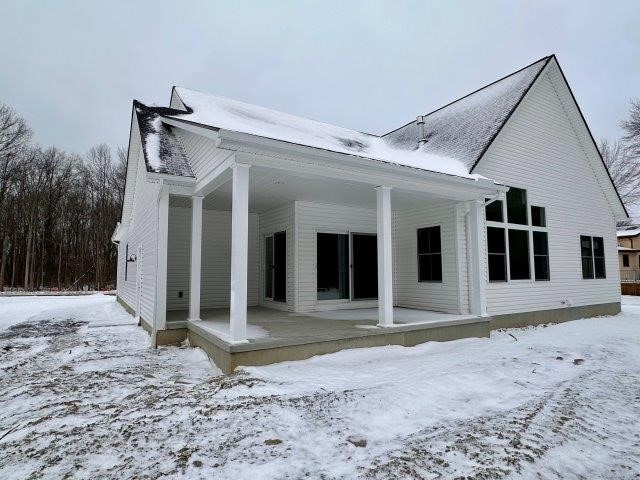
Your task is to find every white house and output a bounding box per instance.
[112,55,627,372]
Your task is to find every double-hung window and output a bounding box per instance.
[485,187,550,282]
[417,226,442,282]
[580,236,606,279]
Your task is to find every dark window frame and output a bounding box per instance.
[508,228,531,280]
[417,225,443,283]
[125,244,129,282]
[531,206,546,227]
[506,187,528,225]
[487,226,507,282]
[580,235,606,279]
[316,231,350,301]
[486,187,549,283]
[533,231,550,281]
[623,254,630,267]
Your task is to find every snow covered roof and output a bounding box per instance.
[168,88,476,179]
[618,246,640,252]
[383,57,552,171]
[165,57,551,179]
[617,227,640,238]
[134,101,194,177]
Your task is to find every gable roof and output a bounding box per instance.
[165,57,551,180]
[134,101,194,177]
[383,56,551,171]
[139,56,627,218]
[167,87,475,179]
[547,58,629,218]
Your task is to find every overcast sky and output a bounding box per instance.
[2,0,639,156]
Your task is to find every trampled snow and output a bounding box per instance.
[1,294,639,479]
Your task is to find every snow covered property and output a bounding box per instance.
[2,294,640,478]
[112,55,628,372]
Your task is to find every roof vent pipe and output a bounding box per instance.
[416,115,427,147]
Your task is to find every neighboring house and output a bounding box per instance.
[112,55,627,372]
[617,227,640,282]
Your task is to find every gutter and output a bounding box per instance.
[216,129,508,195]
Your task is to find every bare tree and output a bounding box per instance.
[0,105,32,289]
[621,99,640,159]
[600,138,640,207]
[0,102,128,291]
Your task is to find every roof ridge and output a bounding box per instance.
[382,55,553,138]
[172,87,380,138]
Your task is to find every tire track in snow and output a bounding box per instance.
[365,369,640,479]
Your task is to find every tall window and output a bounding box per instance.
[125,244,129,281]
[580,236,606,279]
[487,227,507,282]
[508,229,530,280]
[623,254,630,267]
[533,232,550,281]
[506,187,527,225]
[417,226,442,282]
[485,189,549,282]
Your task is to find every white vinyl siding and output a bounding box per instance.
[393,201,466,314]
[475,70,620,315]
[259,203,295,311]
[174,130,230,180]
[165,205,259,310]
[117,145,161,322]
[296,201,377,312]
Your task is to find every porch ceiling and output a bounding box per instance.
[170,165,478,213]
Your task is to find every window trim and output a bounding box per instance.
[314,228,378,304]
[580,235,606,280]
[533,231,550,281]
[487,226,507,283]
[623,253,630,268]
[485,188,549,283]
[416,224,443,283]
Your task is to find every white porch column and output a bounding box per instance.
[154,187,170,346]
[468,200,487,316]
[376,186,394,327]
[188,196,204,322]
[229,163,251,343]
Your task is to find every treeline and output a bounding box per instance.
[0,103,126,291]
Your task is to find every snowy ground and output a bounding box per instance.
[0,295,639,479]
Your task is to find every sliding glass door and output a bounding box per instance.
[264,231,286,303]
[351,233,378,300]
[317,233,350,300]
[316,232,378,301]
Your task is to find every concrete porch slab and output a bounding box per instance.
[166,306,489,373]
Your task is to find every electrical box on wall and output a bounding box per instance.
[178,291,183,298]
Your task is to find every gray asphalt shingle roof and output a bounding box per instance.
[134,101,194,178]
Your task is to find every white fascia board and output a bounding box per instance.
[146,171,195,187]
[160,116,222,145]
[217,129,505,200]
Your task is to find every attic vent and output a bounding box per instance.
[416,115,427,147]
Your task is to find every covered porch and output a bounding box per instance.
[150,126,506,367]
